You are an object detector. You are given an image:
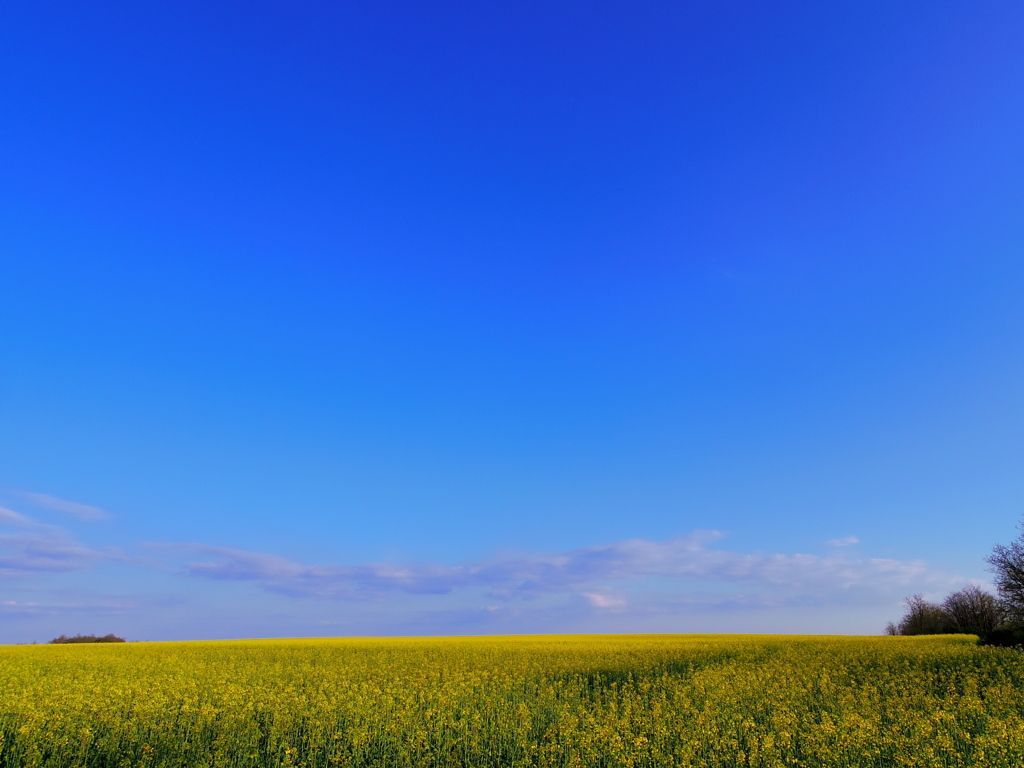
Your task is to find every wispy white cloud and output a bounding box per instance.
[0,533,119,576]
[0,524,972,641]
[825,535,860,548]
[150,531,944,610]
[22,493,110,522]
[0,503,962,639]
[0,507,44,529]
[0,598,137,617]
[145,542,468,599]
[582,591,627,610]
[0,507,121,576]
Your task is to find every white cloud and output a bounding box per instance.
[151,530,945,610]
[0,507,42,528]
[0,531,119,576]
[825,536,860,548]
[0,526,973,641]
[22,493,110,522]
[0,507,121,576]
[0,510,962,638]
[582,591,627,610]
[0,598,136,617]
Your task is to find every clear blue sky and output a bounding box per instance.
[2,1,1022,642]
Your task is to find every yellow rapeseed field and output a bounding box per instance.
[1,634,1022,767]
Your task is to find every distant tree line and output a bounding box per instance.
[885,587,1003,636]
[887,520,1024,647]
[49,634,125,644]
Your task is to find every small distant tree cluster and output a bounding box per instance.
[983,519,1024,647]
[887,519,1024,646]
[944,585,1005,635]
[886,587,1003,637]
[987,522,1024,623]
[49,634,126,644]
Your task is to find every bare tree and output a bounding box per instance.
[943,586,1004,635]
[896,594,951,635]
[987,522,1024,622]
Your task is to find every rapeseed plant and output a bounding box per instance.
[0,634,1021,767]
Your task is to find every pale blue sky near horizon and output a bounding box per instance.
[1,0,1023,643]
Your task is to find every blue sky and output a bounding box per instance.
[1,0,1023,642]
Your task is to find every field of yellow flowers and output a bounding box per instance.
[1,634,1022,767]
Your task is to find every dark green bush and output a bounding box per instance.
[49,633,126,644]
[977,623,1024,648]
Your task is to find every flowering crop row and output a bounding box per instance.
[1,634,1022,767]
